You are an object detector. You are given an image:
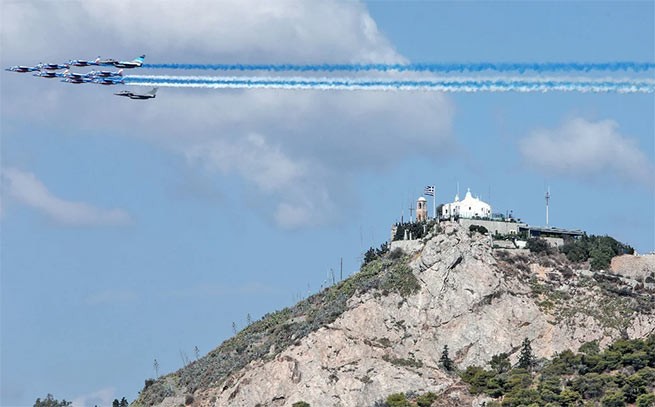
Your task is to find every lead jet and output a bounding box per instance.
[36,62,69,71]
[112,54,145,69]
[114,87,158,99]
[5,65,40,72]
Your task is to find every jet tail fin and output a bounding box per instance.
[148,87,158,95]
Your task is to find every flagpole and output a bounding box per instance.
[433,188,436,220]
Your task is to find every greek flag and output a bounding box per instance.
[424,185,435,196]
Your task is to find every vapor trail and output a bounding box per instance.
[141,62,655,73]
[124,75,655,93]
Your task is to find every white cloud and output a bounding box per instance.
[519,118,655,187]
[2,168,132,227]
[2,1,455,228]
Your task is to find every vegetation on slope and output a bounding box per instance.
[524,235,634,271]
[134,249,420,406]
[460,335,655,407]
[380,336,655,407]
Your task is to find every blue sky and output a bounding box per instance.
[1,1,653,406]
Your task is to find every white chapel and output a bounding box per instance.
[441,188,492,219]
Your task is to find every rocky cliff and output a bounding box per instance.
[134,221,655,407]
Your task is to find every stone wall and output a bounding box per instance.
[458,218,524,235]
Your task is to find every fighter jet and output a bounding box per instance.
[68,57,116,67]
[36,62,70,71]
[33,70,64,78]
[112,55,145,69]
[114,87,158,99]
[68,57,99,67]
[5,65,39,73]
[87,69,123,78]
[94,57,118,66]
[93,76,124,85]
[60,70,93,83]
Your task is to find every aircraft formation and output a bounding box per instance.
[7,55,655,94]
[6,54,157,100]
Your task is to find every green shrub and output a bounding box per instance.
[637,393,655,407]
[416,392,437,407]
[469,225,488,235]
[386,393,411,407]
[292,402,310,407]
[526,238,551,254]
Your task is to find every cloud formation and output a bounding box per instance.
[2,168,131,227]
[2,0,454,228]
[519,118,654,187]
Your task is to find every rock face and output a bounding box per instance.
[611,253,655,281]
[137,222,655,407]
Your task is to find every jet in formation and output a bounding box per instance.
[36,62,70,71]
[112,55,146,69]
[114,87,158,99]
[68,57,114,67]
[60,68,124,84]
[33,70,64,78]
[5,65,40,73]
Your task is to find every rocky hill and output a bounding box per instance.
[133,221,655,407]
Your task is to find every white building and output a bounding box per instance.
[441,188,492,219]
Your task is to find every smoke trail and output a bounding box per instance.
[123,75,655,93]
[141,62,655,74]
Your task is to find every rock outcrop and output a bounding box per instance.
[611,253,655,282]
[135,222,655,407]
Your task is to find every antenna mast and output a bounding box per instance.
[545,186,550,226]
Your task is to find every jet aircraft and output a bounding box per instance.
[60,70,93,83]
[33,70,64,78]
[68,57,116,67]
[5,65,40,73]
[112,55,145,69]
[87,69,123,78]
[93,76,124,85]
[114,87,158,99]
[94,57,118,66]
[36,62,70,70]
[68,58,98,67]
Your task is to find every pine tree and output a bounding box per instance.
[518,338,535,371]
[440,345,454,371]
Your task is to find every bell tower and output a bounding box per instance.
[416,197,427,222]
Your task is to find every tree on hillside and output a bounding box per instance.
[490,352,511,374]
[518,338,536,371]
[440,345,454,371]
[34,394,72,407]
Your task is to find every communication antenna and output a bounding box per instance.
[545,186,550,226]
[408,203,415,222]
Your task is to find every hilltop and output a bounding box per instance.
[133,221,655,407]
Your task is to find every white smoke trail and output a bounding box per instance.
[123,75,655,93]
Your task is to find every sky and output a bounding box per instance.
[1,1,653,406]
